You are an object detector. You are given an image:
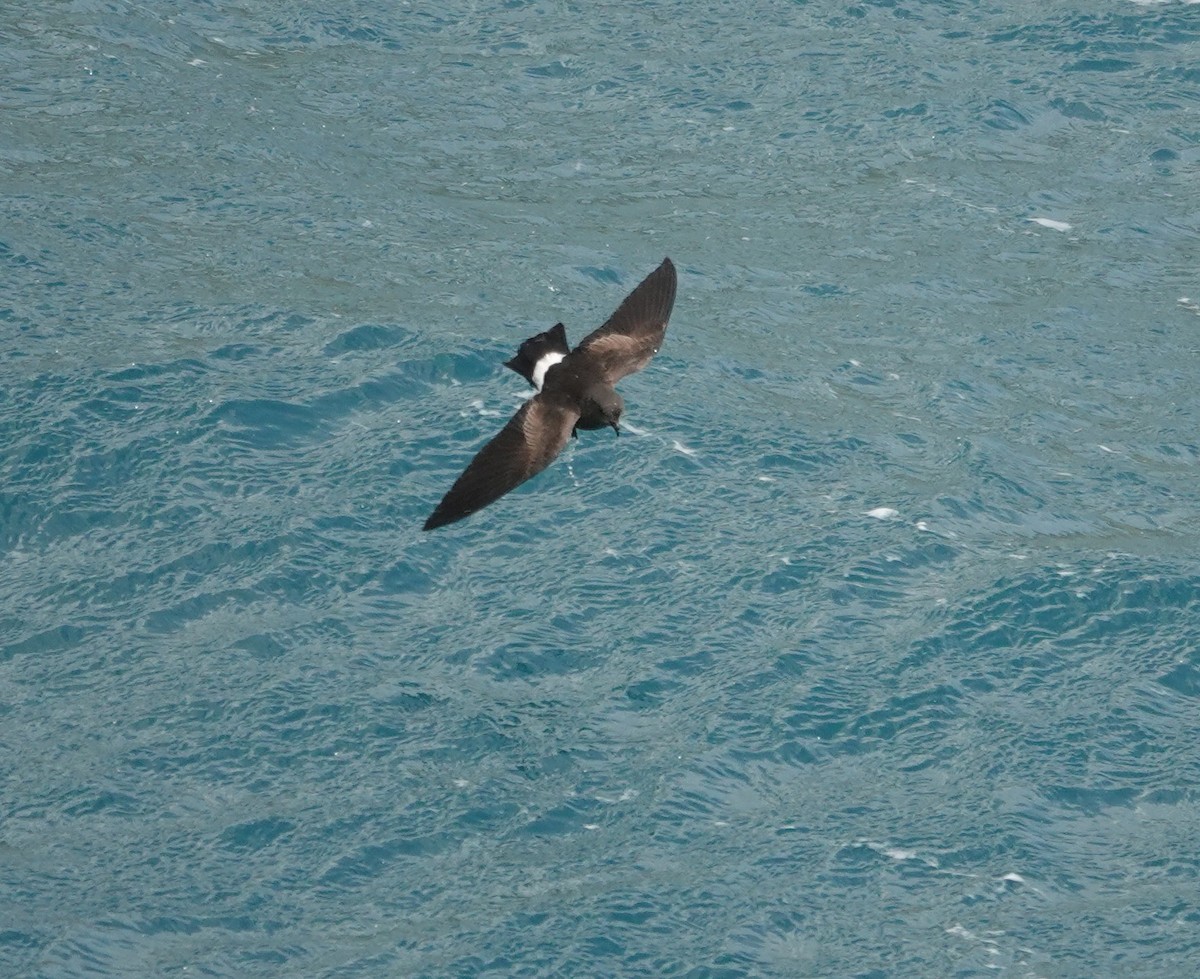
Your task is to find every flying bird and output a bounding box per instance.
[423,256,677,531]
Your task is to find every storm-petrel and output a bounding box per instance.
[423,256,677,531]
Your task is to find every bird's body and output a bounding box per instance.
[423,257,677,531]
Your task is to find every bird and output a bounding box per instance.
[423,256,677,531]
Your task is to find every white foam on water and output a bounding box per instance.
[866,507,899,520]
[594,788,637,804]
[461,399,500,418]
[1028,216,1072,231]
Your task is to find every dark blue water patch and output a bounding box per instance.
[326,21,402,48]
[754,450,822,478]
[802,282,848,297]
[981,98,1031,130]
[1158,658,1200,699]
[322,322,414,357]
[622,674,685,709]
[780,679,884,747]
[218,817,296,853]
[1156,65,1200,87]
[315,368,432,416]
[832,361,889,388]
[369,556,438,597]
[0,238,48,272]
[140,585,261,635]
[207,398,327,449]
[0,930,39,972]
[1050,97,1108,122]
[1046,783,1139,816]
[1066,57,1137,74]
[759,556,821,595]
[107,357,210,385]
[1,622,91,663]
[525,61,581,79]
[958,566,1196,660]
[712,361,765,383]
[882,102,926,119]
[843,683,964,744]
[60,788,145,819]
[519,795,609,837]
[373,682,443,719]
[413,347,502,388]
[318,834,448,891]
[917,575,1072,657]
[231,632,290,660]
[577,264,623,286]
[0,488,62,550]
[0,308,41,349]
[476,638,599,681]
[210,342,265,362]
[829,546,958,609]
[124,532,300,594]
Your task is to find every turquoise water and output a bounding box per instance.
[4,1,1200,975]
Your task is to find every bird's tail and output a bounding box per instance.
[504,322,570,388]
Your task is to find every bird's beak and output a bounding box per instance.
[610,420,620,436]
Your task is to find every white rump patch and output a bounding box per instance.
[531,351,565,391]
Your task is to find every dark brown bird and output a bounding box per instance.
[423,257,677,531]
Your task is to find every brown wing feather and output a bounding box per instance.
[570,257,677,385]
[423,395,579,530]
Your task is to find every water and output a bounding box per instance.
[3,1,1200,975]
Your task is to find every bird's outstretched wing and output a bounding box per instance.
[570,257,677,385]
[423,394,580,530]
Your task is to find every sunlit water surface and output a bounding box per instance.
[3,1,1200,976]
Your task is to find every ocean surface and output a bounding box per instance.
[3,1,1200,976]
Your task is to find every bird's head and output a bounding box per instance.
[586,385,624,435]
